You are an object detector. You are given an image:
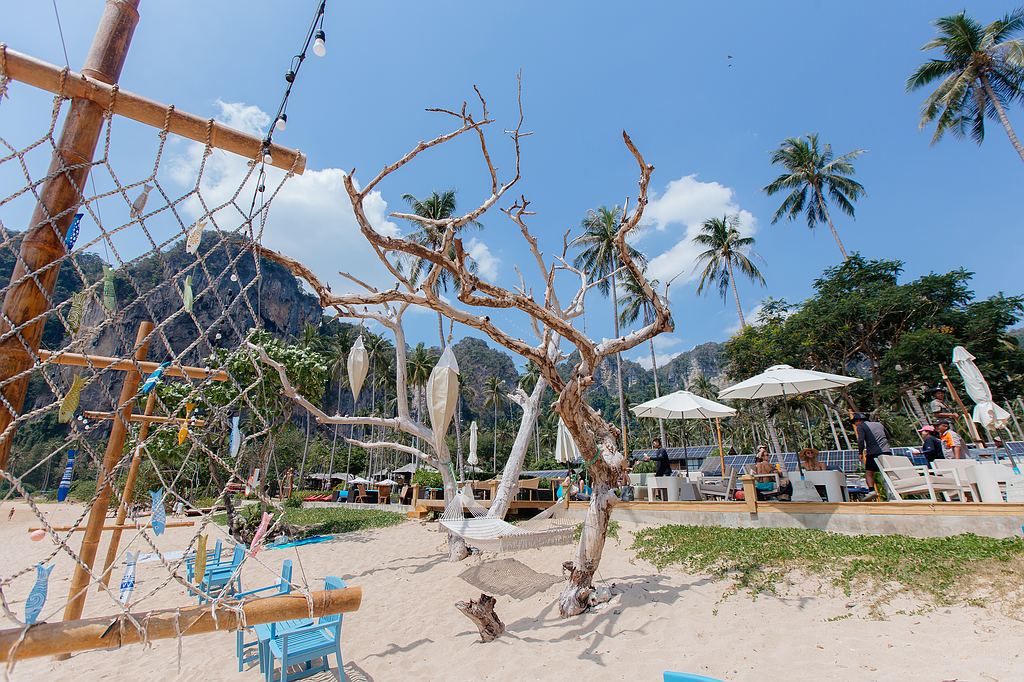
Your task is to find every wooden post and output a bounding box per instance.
[97,390,155,588]
[740,474,757,515]
[0,0,141,471]
[940,363,983,445]
[0,586,362,663]
[411,483,420,507]
[715,417,725,475]
[62,321,151,628]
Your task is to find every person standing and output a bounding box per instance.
[910,425,944,463]
[936,420,965,459]
[643,438,673,477]
[852,412,891,499]
[928,387,958,422]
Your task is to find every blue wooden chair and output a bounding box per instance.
[263,576,346,682]
[198,544,245,603]
[185,538,223,583]
[235,560,294,672]
[664,672,724,682]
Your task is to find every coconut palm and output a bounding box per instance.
[693,215,766,330]
[763,134,865,261]
[572,206,646,455]
[619,270,666,444]
[907,9,1024,162]
[296,322,324,482]
[482,375,506,473]
[325,329,354,482]
[406,343,435,427]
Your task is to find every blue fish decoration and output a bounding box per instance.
[150,489,166,535]
[119,551,138,604]
[24,563,53,625]
[64,213,83,251]
[229,415,241,458]
[140,361,171,395]
[56,449,76,502]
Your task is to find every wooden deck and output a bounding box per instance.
[567,500,1024,516]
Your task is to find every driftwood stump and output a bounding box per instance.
[456,593,504,642]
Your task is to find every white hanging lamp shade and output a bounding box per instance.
[427,346,460,447]
[554,418,581,464]
[347,335,369,401]
[468,420,479,466]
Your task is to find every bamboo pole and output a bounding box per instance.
[39,350,228,382]
[0,0,141,471]
[29,521,194,533]
[714,418,725,475]
[0,47,306,175]
[939,363,983,445]
[62,322,151,629]
[84,410,207,427]
[0,586,362,663]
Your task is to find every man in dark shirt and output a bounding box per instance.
[910,425,944,463]
[852,412,891,499]
[644,438,673,477]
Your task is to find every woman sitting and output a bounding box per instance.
[799,447,826,471]
[749,448,782,498]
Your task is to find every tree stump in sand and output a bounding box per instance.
[456,593,504,642]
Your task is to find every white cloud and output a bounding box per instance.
[725,303,765,336]
[465,237,500,280]
[628,334,685,370]
[642,174,757,287]
[169,101,400,298]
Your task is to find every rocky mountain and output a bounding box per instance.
[657,341,728,389]
[451,337,519,417]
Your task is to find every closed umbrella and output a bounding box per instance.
[717,364,860,400]
[426,346,460,452]
[468,421,479,467]
[554,419,581,464]
[952,346,1010,432]
[347,335,368,401]
[631,390,736,473]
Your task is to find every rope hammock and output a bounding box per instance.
[438,485,575,553]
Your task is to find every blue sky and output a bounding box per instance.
[5,1,1022,370]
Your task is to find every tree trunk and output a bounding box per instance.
[645,306,666,445]
[764,405,783,454]
[298,413,311,484]
[814,188,849,261]
[610,267,629,456]
[727,259,746,329]
[437,441,469,561]
[454,393,464,481]
[492,400,498,474]
[981,73,1024,163]
[327,377,342,488]
[456,594,504,642]
[489,378,547,519]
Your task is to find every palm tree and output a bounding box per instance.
[763,134,866,260]
[482,375,506,473]
[325,329,353,482]
[572,206,646,456]
[693,215,766,330]
[907,9,1024,162]
[296,322,323,482]
[619,270,666,444]
[406,343,435,427]
[401,190,482,345]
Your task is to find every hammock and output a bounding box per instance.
[438,485,576,552]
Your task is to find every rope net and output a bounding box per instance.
[0,61,315,667]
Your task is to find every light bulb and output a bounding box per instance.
[312,30,326,57]
[263,151,273,164]
[230,273,238,282]
[277,113,287,132]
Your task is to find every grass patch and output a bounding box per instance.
[631,525,1024,607]
[574,519,621,542]
[212,506,405,538]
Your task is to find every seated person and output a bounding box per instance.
[750,448,791,498]
[798,447,826,471]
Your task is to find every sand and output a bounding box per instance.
[3,501,1022,682]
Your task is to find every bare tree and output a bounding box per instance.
[255,80,673,616]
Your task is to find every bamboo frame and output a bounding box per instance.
[29,520,194,532]
[0,586,362,662]
[83,410,208,427]
[0,47,307,174]
[38,350,229,382]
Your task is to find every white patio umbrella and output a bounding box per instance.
[554,418,581,464]
[347,335,368,400]
[631,390,736,473]
[468,421,479,467]
[376,478,398,486]
[348,476,371,485]
[717,364,861,400]
[952,346,1010,432]
[427,346,460,451]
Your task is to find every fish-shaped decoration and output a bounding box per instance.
[58,375,87,424]
[186,220,206,255]
[56,449,76,502]
[140,361,171,395]
[150,489,166,535]
[177,402,195,445]
[194,534,207,585]
[102,266,117,312]
[67,291,86,333]
[64,213,83,251]
[130,184,152,219]
[24,563,53,625]
[229,416,241,458]
[118,551,138,605]
[249,512,273,556]
[182,275,194,313]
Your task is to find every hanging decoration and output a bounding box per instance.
[118,551,138,605]
[58,375,87,424]
[29,529,46,542]
[468,421,479,467]
[149,489,166,535]
[555,418,581,464]
[67,291,86,334]
[229,415,241,458]
[194,534,207,585]
[24,563,53,625]
[140,361,171,395]
[249,512,273,556]
[64,213,83,251]
[130,183,152,219]
[56,448,77,502]
[347,335,368,400]
[182,275,194,313]
[427,347,460,450]
[185,219,206,255]
[177,402,195,445]
[102,265,117,312]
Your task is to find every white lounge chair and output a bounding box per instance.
[877,455,967,502]
[699,467,737,500]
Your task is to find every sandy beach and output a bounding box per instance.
[3,501,1023,682]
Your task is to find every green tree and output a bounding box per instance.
[482,375,506,473]
[763,134,866,261]
[620,269,666,443]
[907,8,1024,162]
[693,215,766,329]
[406,342,435,426]
[573,206,646,455]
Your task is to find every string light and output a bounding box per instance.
[313,30,327,57]
[276,113,287,131]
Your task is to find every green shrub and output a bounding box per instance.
[285,494,303,508]
[68,479,97,503]
[412,470,443,488]
[631,460,656,474]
